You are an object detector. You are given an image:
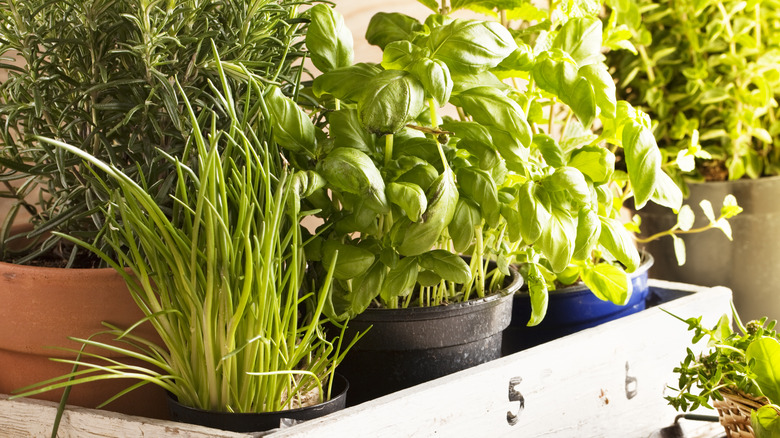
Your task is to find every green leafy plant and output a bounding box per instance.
[666,308,780,436]
[0,0,314,265]
[630,194,742,266]
[265,0,720,325]
[605,0,780,185]
[11,64,355,413]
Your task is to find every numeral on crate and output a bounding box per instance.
[506,376,524,426]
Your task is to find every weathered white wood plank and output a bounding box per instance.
[0,281,731,437]
[269,280,733,438]
[0,395,251,438]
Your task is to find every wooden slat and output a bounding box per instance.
[268,280,733,438]
[0,395,250,438]
[0,280,732,437]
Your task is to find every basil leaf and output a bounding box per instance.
[501,204,522,244]
[456,138,500,170]
[450,86,532,147]
[552,16,603,67]
[537,206,576,273]
[450,198,481,252]
[650,169,684,213]
[392,137,442,169]
[544,166,591,205]
[399,168,458,256]
[581,263,631,305]
[534,134,565,168]
[418,250,472,284]
[493,44,535,78]
[451,70,509,94]
[291,170,326,200]
[387,181,428,221]
[307,4,354,73]
[532,52,597,128]
[328,108,376,153]
[359,70,425,135]
[390,156,439,191]
[598,216,640,272]
[408,58,453,107]
[579,64,617,118]
[746,337,780,405]
[366,12,424,49]
[752,405,780,438]
[417,270,443,287]
[517,181,551,244]
[266,86,316,158]
[622,119,661,209]
[322,240,376,280]
[312,63,382,102]
[573,207,601,260]
[417,0,440,12]
[525,262,549,327]
[457,167,500,226]
[316,147,388,213]
[490,127,529,165]
[324,280,355,321]
[382,41,428,70]
[381,256,419,300]
[352,262,386,314]
[568,145,615,185]
[428,19,517,73]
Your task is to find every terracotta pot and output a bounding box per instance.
[0,259,168,419]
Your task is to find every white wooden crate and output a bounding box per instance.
[0,280,732,437]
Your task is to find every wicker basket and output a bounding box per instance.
[713,389,771,438]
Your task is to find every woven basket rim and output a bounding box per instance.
[713,388,778,438]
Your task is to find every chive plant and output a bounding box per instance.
[12,63,352,413]
[0,0,314,266]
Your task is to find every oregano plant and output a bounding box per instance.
[666,308,780,435]
[606,0,780,185]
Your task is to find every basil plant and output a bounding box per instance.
[269,1,681,324]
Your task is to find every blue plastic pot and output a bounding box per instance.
[502,253,653,354]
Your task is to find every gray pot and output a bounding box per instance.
[637,175,780,321]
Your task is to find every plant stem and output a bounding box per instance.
[637,45,656,83]
[548,98,556,135]
[384,133,394,166]
[634,222,721,243]
[429,98,439,129]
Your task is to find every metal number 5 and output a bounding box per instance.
[506,376,524,426]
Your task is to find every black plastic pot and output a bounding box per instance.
[167,374,348,433]
[637,176,780,321]
[503,253,654,354]
[338,265,522,405]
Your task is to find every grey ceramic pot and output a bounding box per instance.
[637,175,780,321]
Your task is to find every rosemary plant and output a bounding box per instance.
[0,0,314,265]
[11,64,352,413]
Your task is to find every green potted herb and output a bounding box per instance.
[12,66,356,433]
[0,0,316,417]
[605,0,780,321]
[267,0,709,402]
[467,0,743,351]
[666,309,780,437]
